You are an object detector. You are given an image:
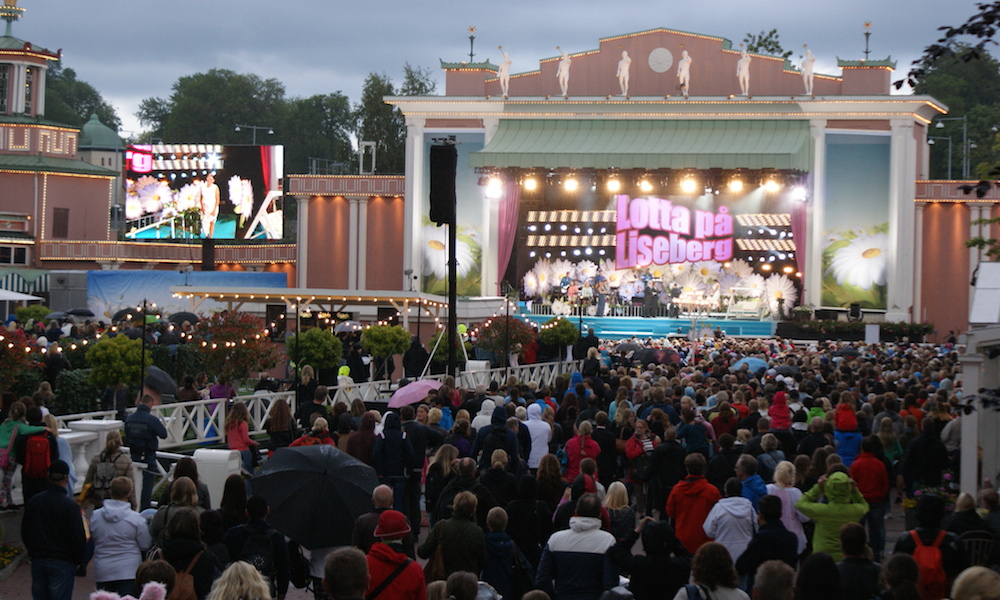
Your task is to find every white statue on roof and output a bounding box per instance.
[498,46,512,97]
[617,50,632,96]
[677,50,692,97]
[556,46,572,97]
[737,46,751,96]
[802,47,816,96]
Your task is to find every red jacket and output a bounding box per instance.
[624,435,658,483]
[565,434,601,481]
[367,542,426,600]
[665,475,722,554]
[849,452,889,503]
[768,393,791,430]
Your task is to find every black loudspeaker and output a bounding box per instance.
[848,303,861,322]
[201,238,215,271]
[429,145,457,225]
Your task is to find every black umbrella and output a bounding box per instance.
[144,366,177,396]
[615,342,640,354]
[251,446,380,549]
[774,364,800,376]
[836,347,860,358]
[634,348,657,366]
[44,311,69,320]
[168,311,200,325]
[67,308,95,317]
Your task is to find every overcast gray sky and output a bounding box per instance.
[17,0,981,134]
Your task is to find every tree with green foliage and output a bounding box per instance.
[14,305,50,324]
[280,93,355,174]
[137,69,286,143]
[900,1,1000,90]
[355,72,405,174]
[362,324,412,380]
[0,328,41,393]
[286,327,343,372]
[428,329,473,366]
[44,63,121,130]
[742,29,792,59]
[538,317,579,359]
[86,334,151,391]
[400,63,438,96]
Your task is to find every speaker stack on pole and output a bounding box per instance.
[201,239,216,271]
[429,144,459,377]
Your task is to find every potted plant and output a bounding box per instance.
[286,326,344,381]
[474,315,536,367]
[538,317,580,362]
[361,324,411,381]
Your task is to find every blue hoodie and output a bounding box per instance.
[741,474,768,511]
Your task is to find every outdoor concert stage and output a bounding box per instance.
[517,311,777,340]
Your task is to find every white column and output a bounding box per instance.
[886,119,917,322]
[958,353,983,496]
[806,120,826,308]
[969,205,980,315]
[296,196,309,288]
[357,196,369,290]
[914,203,925,322]
[483,116,501,145]
[403,117,426,290]
[35,66,46,117]
[10,65,25,114]
[348,196,360,290]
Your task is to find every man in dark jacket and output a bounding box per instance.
[796,417,830,458]
[435,457,497,528]
[608,516,690,600]
[14,406,60,505]
[401,336,430,379]
[400,405,442,537]
[346,344,369,382]
[352,485,416,558]
[22,460,87,600]
[536,493,617,600]
[297,385,329,430]
[643,427,687,514]
[123,395,168,510]
[223,495,290,600]
[372,412,415,513]
[471,405,520,474]
[735,495,799,590]
[591,412,618,486]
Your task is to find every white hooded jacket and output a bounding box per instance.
[471,399,496,432]
[702,495,756,562]
[90,498,154,583]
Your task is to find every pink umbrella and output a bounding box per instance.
[387,379,442,409]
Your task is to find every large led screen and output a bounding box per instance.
[124,144,284,240]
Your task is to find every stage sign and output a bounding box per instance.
[615,195,734,268]
[124,144,284,241]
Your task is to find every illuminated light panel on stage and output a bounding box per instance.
[525,234,617,247]
[526,210,616,223]
[734,213,792,227]
[736,239,797,251]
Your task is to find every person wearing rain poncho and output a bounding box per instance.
[795,470,869,561]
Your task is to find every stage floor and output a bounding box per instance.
[517,312,778,340]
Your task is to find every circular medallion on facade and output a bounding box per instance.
[648,47,674,73]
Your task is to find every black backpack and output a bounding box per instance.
[239,526,276,581]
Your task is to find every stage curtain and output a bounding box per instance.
[497,182,521,295]
[790,201,807,290]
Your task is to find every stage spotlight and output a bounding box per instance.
[575,227,581,233]
[573,249,581,256]
[640,180,654,193]
[728,179,744,192]
[560,224,568,231]
[768,256,776,262]
[544,224,552,231]
[529,251,536,257]
[607,179,622,192]
[778,253,786,260]
[598,249,606,255]
[528,225,537,232]
[524,178,538,191]
[545,252,552,258]
[485,177,503,199]
[783,266,793,274]
[585,247,593,255]
[681,178,698,194]
[791,185,808,202]
[761,264,772,271]
[587,228,594,234]
[764,179,781,192]
[560,250,567,256]
[564,178,579,191]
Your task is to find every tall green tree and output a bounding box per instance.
[901,1,1000,89]
[138,69,286,143]
[44,63,121,130]
[400,63,438,96]
[742,29,792,59]
[355,72,405,174]
[280,93,355,174]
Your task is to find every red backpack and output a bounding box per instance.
[910,529,948,600]
[23,433,52,479]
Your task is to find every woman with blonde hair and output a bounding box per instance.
[207,561,270,600]
[84,429,135,509]
[765,460,809,554]
[426,444,459,525]
[604,481,635,541]
[224,401,258,473]
[149,476,204,548]
[42,413,77,492]
[480,449,518,507]
[950,566,1000,600]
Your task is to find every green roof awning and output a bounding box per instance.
[470,119,811,171]
[0,154,117,176]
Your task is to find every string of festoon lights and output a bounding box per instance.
[468,297,524,339]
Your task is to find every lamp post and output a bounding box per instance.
[234,124,275,145]
[935,116,970,179]
[928,136,953,180]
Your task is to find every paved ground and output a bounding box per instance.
[0,500,911,600]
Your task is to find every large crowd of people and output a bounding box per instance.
[8,333,1000,600]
